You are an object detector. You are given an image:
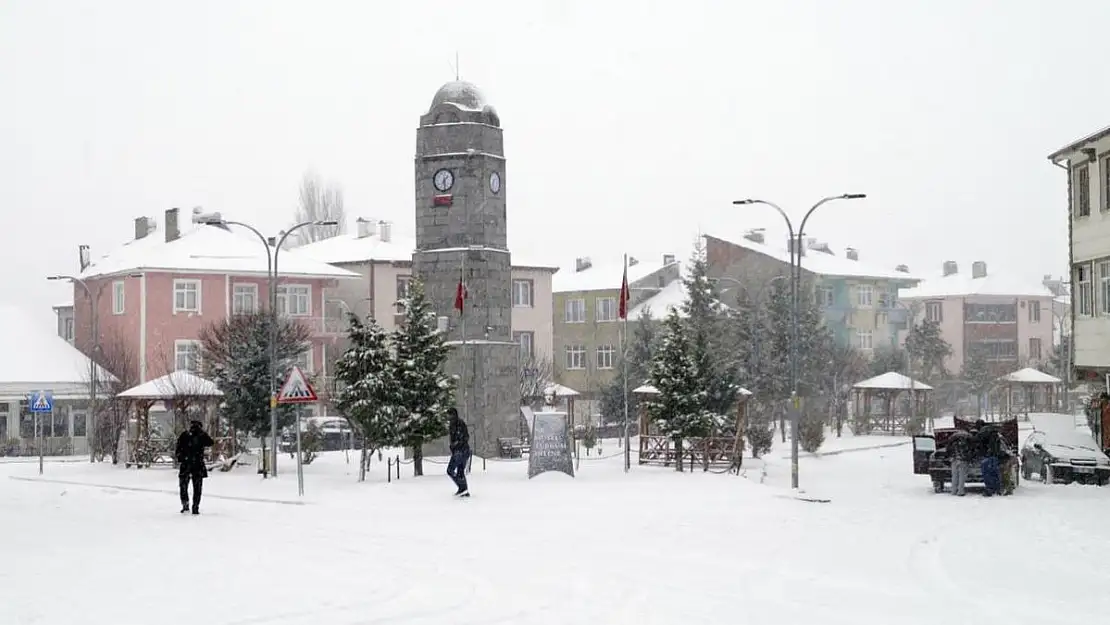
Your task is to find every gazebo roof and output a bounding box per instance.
[117,371,224,400]
[632,383,752,396]
[544,383,580,397]
[853,371,933,391]
[997,367,1062,384]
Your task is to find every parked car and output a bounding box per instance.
[912,417,1019,493]
[1021,429,1110,485]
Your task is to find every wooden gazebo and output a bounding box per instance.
[116,371,225,468]
[851,371,933,435]
[995,367,1062,416]
[635,383,752,471]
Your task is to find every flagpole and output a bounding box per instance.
[459,254,469,470]
[622,253,631,473]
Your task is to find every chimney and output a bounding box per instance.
[575,257,593,272]
[845,247,859,261]
[379,221,392,243]
[972,261,987,279]
[628,256,639,266]
[164,208,181,243]
[78,245,90,271]
[895,264,909,273]
[744,229,765,244]
[356,217,377,239]
[809,240,833,255]
[134,216,153,240]
[942,261,958,277]
[663,254,676,265]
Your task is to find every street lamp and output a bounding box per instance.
[48,272,142,462]
[732,193,866,490]
[191,208,336,485]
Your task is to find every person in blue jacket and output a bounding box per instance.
[446,408,471,497]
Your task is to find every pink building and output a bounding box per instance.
[67,208,358,412]
[899,260,1058,376]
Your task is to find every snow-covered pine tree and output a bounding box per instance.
[198,311,311,473]
[645,309,724,471]
[680,241,740,419]
[904,318,952,383]
[392,278,456,477]
[334,313,400,482]
[762,278,795,441]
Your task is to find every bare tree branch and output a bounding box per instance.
[519,353,554,405]
[290,169,346,246]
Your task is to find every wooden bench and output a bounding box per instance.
[498,437,524,459]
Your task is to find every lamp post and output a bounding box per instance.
[732,194,866,490]
[191,209,336,479]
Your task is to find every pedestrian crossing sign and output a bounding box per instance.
[277,366,318,404]
[29,390,53,413]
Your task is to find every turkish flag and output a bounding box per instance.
[618,263,630,320]
[454,269,467,315]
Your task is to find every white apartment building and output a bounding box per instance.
[1049,125,1110,383]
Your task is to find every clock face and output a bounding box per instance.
[489,171,501,194]
[433,169,454,192]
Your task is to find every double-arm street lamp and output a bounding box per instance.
[191,208,336,481]
[732,194,866,490]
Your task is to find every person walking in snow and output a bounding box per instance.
[974,419,1002,497]
[175,420,214,514]
[446,407,471,497]
[948,428,973,496]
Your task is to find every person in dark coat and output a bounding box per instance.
[175,420,214,514]
[947,429,974,496]
[446,408,471,497]
[974,420,1002,496]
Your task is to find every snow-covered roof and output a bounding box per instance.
[294,230,558,270]
[628,278,686,320]
[430,81,489,112]
[79,225,360,280]
[0,304,116,394]
[853,371,933,391]
[544,383,580,397]
[117,371,223,399]
[900,268,1055,299]
[997,368,1061,384]
[553,257,678,293]
[708,234,920,282]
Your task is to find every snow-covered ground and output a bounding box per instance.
[4,426,1110,624]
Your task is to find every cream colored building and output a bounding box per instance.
[296,219,558,369]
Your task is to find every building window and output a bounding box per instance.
[565,345,586,370]
[232,284,258,315]
[294,349,312,373]
[925,301,943,323]
[1103,155,1110,212]
[1076,165,1091,217]
[969,339,1017,361]
[596,345,616,370]
[173,280,201,313]
[818,286,834,307]
[112,281,125,315]
[72,412,87,438]
[1100,262,1110,316]
[856,285,873,308]
[277,285,311,317]
[877,290,890,309]
[52,412,67,437]
[964,303,1016,323]
[396,276,411,314]
[565,298,586,323]
[174,340,202,373]
[1028,300,1042,323]
[1077,264,1093,316]
[63,317,74,341]
[1029,337,1042,361]
[0,403,7,440]
[857,330,874,351]
[513,331,534,360]
[512,279,533,308]
[596,297,617,322]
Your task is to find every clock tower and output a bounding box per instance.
[413,81,519,456]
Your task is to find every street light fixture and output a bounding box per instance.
[191,207,336,492]
[732,193,866,490]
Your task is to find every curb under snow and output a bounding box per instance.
[780,440,910,460]
[8,476,306,506]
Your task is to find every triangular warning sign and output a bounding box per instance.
[32,392,50,411]
[277,366,318,404]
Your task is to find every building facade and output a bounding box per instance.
[63,208,358,414]
[704,233,919,353]
[899,261,1057,375]
[552,255,681,423]
[1049,126,1110,383]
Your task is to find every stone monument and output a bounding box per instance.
[413,81,519,458]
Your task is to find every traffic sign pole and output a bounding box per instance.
[276,366,317,497]
[29,391,54,475]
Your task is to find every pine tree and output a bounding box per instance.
[198,312,311,465]
[680,242,740,417]
[645,310,725,471]
[392,278,456,476]
[334,313,399,482]
[905,318,952,383]
[868,345,907,378]
[961,345,993,417]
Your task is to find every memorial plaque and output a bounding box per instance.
[528,410,574,479]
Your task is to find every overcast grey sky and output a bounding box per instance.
[2,0,1104,313]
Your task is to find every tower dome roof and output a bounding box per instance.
[429,81,489,112]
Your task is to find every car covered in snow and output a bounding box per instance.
[912,417,1019,493]
[1021,428,1110,485]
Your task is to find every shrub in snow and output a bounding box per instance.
[798,414,825,453]
[745,412,775,458]
[300,421,323,465]
[850,415,874,436]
